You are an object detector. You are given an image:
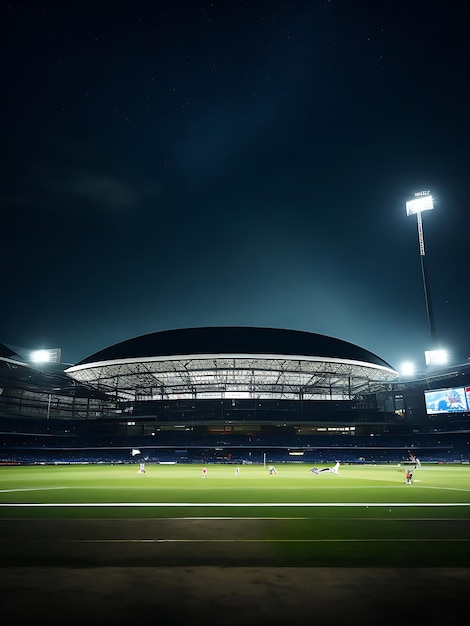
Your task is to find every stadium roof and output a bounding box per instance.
[65,327,398,402]
[72,327,392,368]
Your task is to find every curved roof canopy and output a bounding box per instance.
[65,327,398,402]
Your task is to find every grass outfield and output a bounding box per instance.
[1,462,469,568]
[1,461,470,508]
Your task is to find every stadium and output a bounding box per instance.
[1,326,470,624]
[1,326,469,465]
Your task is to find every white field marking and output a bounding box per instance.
[418,485,470,493]
[0,502,469,507]
[168,516,470,520]
[0,487,67,493]
[0,516,468,521]
[7,538,470,543]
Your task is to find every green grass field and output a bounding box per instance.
[1,462,469,568]
[1,462,469,623]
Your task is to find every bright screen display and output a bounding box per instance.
[424,386,470,414]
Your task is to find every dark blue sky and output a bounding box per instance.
[2,0,469,371]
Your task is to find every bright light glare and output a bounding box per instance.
[406,194,434,216]
[30,349,52,363]
[425,349,448,366]
[400,362,416,377]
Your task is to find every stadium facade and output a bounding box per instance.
[1,327,469,464]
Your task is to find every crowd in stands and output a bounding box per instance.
[1,431,468,465]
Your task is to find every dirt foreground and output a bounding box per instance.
[1,566,468,625]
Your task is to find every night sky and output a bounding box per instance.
[2,0,469,371]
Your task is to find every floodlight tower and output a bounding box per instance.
[405,191,437,350]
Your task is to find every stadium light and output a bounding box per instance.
[30,349,52,363]
[29,348,62,364]
[425,349,448,367]
[400,361,416,378]
[406,191,439,363]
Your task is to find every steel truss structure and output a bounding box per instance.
[66,354,397,403]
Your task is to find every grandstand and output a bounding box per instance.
[1,327,469,464]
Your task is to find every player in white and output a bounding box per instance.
[310,461,340,475]
[138,463,146,474]
[235,467,240,476]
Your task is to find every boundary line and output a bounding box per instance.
[1,502,470,507]
[3,538,470,543]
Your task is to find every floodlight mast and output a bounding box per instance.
[405,191,437,346]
